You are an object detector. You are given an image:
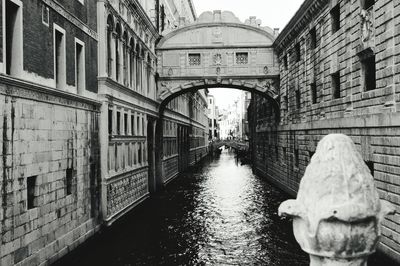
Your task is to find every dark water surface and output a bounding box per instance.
[55,149,398,266]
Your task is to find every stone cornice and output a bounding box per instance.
[0,75,101,111]
[126,0,159,37]
[274,0,329,54]
[98,77,161,107]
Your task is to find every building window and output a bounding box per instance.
[75,39,85,94]
[283,147,287,162]
[42,4,49,26]
[116,111,121,135]
[27,176,38,210]
[295,43,301,62]
[310,27,317,49]
[137,116,140,135]
[131,115,135,135]
[236,52,249,65]
[6,0,23,76]
[311,82,317,104]
[365,161,374,176]
[54,25,66,89]
[296,90,301,109]
[115,25,121,82]
[107,16,113,77]
[108,109,113,134]
[124,113,128,135]
[361,55,376,91]
[331,4,340,33]
[362,0,374,10]
[331,71,341,99]
[282,95,288,110]
[66,168,74,195]
[283,54,288,70]
[188,53,201,66]
[138,144,142,164]
[294,149,299,168]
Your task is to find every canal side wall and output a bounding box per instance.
[251,0,400,262]
[0,78,101,266]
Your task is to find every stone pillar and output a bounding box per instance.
[279,134,395,266]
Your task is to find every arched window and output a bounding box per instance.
[106,15,114,77]
[129,38,135,88]
[115,23,121,82]
[122,31,128,86]
[136,44,141,90]
[147,54,151,95]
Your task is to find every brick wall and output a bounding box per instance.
[22,0,98,93]
[250,0,400,262]
[0,78,101,266]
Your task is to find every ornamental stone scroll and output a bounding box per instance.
[279,134,395,266]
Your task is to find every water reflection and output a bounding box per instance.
[54,148,397,266]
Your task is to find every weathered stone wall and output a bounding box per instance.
[163,156,179,183]
[0,78,101,266]
[251,0,400,262]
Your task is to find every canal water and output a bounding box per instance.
[55,148,397,266]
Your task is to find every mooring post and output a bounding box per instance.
[278,134,395,266]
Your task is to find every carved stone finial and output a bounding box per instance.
[279,134,395,266]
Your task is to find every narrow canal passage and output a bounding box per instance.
[55,149,396,266]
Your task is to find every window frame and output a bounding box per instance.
[53,23,67,89]
[74,37,86,94]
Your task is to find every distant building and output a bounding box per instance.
[207,95,220,141]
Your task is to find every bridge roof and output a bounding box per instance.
[157,10,277,50]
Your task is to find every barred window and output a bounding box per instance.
[236,52,248,64]
[188,53,201,66]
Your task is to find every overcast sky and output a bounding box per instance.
[192,0,304,109]
[192,0,304,31]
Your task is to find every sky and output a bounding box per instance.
[192,0,304,32]
[192,0,304,109]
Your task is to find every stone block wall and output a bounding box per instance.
[251,0,400,262]
[0,78,101,265]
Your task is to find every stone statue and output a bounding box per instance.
[279,134,395,266]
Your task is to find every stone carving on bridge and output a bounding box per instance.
[212,27,223,43]
[360,9,374,43]
[213,53,222,65]
[279,134,395,266]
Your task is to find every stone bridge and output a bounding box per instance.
[154,11,282,190]
[210,140,249,152]
[155,10,281,108]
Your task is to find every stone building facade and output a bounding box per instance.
[0,0,207,265]
[0,0,101,265]
[96,0,207,226]
[250,0,400,262]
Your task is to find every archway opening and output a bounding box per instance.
[153,85,280,191]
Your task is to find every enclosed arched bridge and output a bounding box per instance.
[154,11,281,190]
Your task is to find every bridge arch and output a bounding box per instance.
[152,11,281,191]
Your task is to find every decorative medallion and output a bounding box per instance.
[264,66,269,74]
[168,68,173,76]
[213,53,222,65]
[212,28,223,43]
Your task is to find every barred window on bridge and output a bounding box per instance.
[236,52,248,65]
[188,53,201,66]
